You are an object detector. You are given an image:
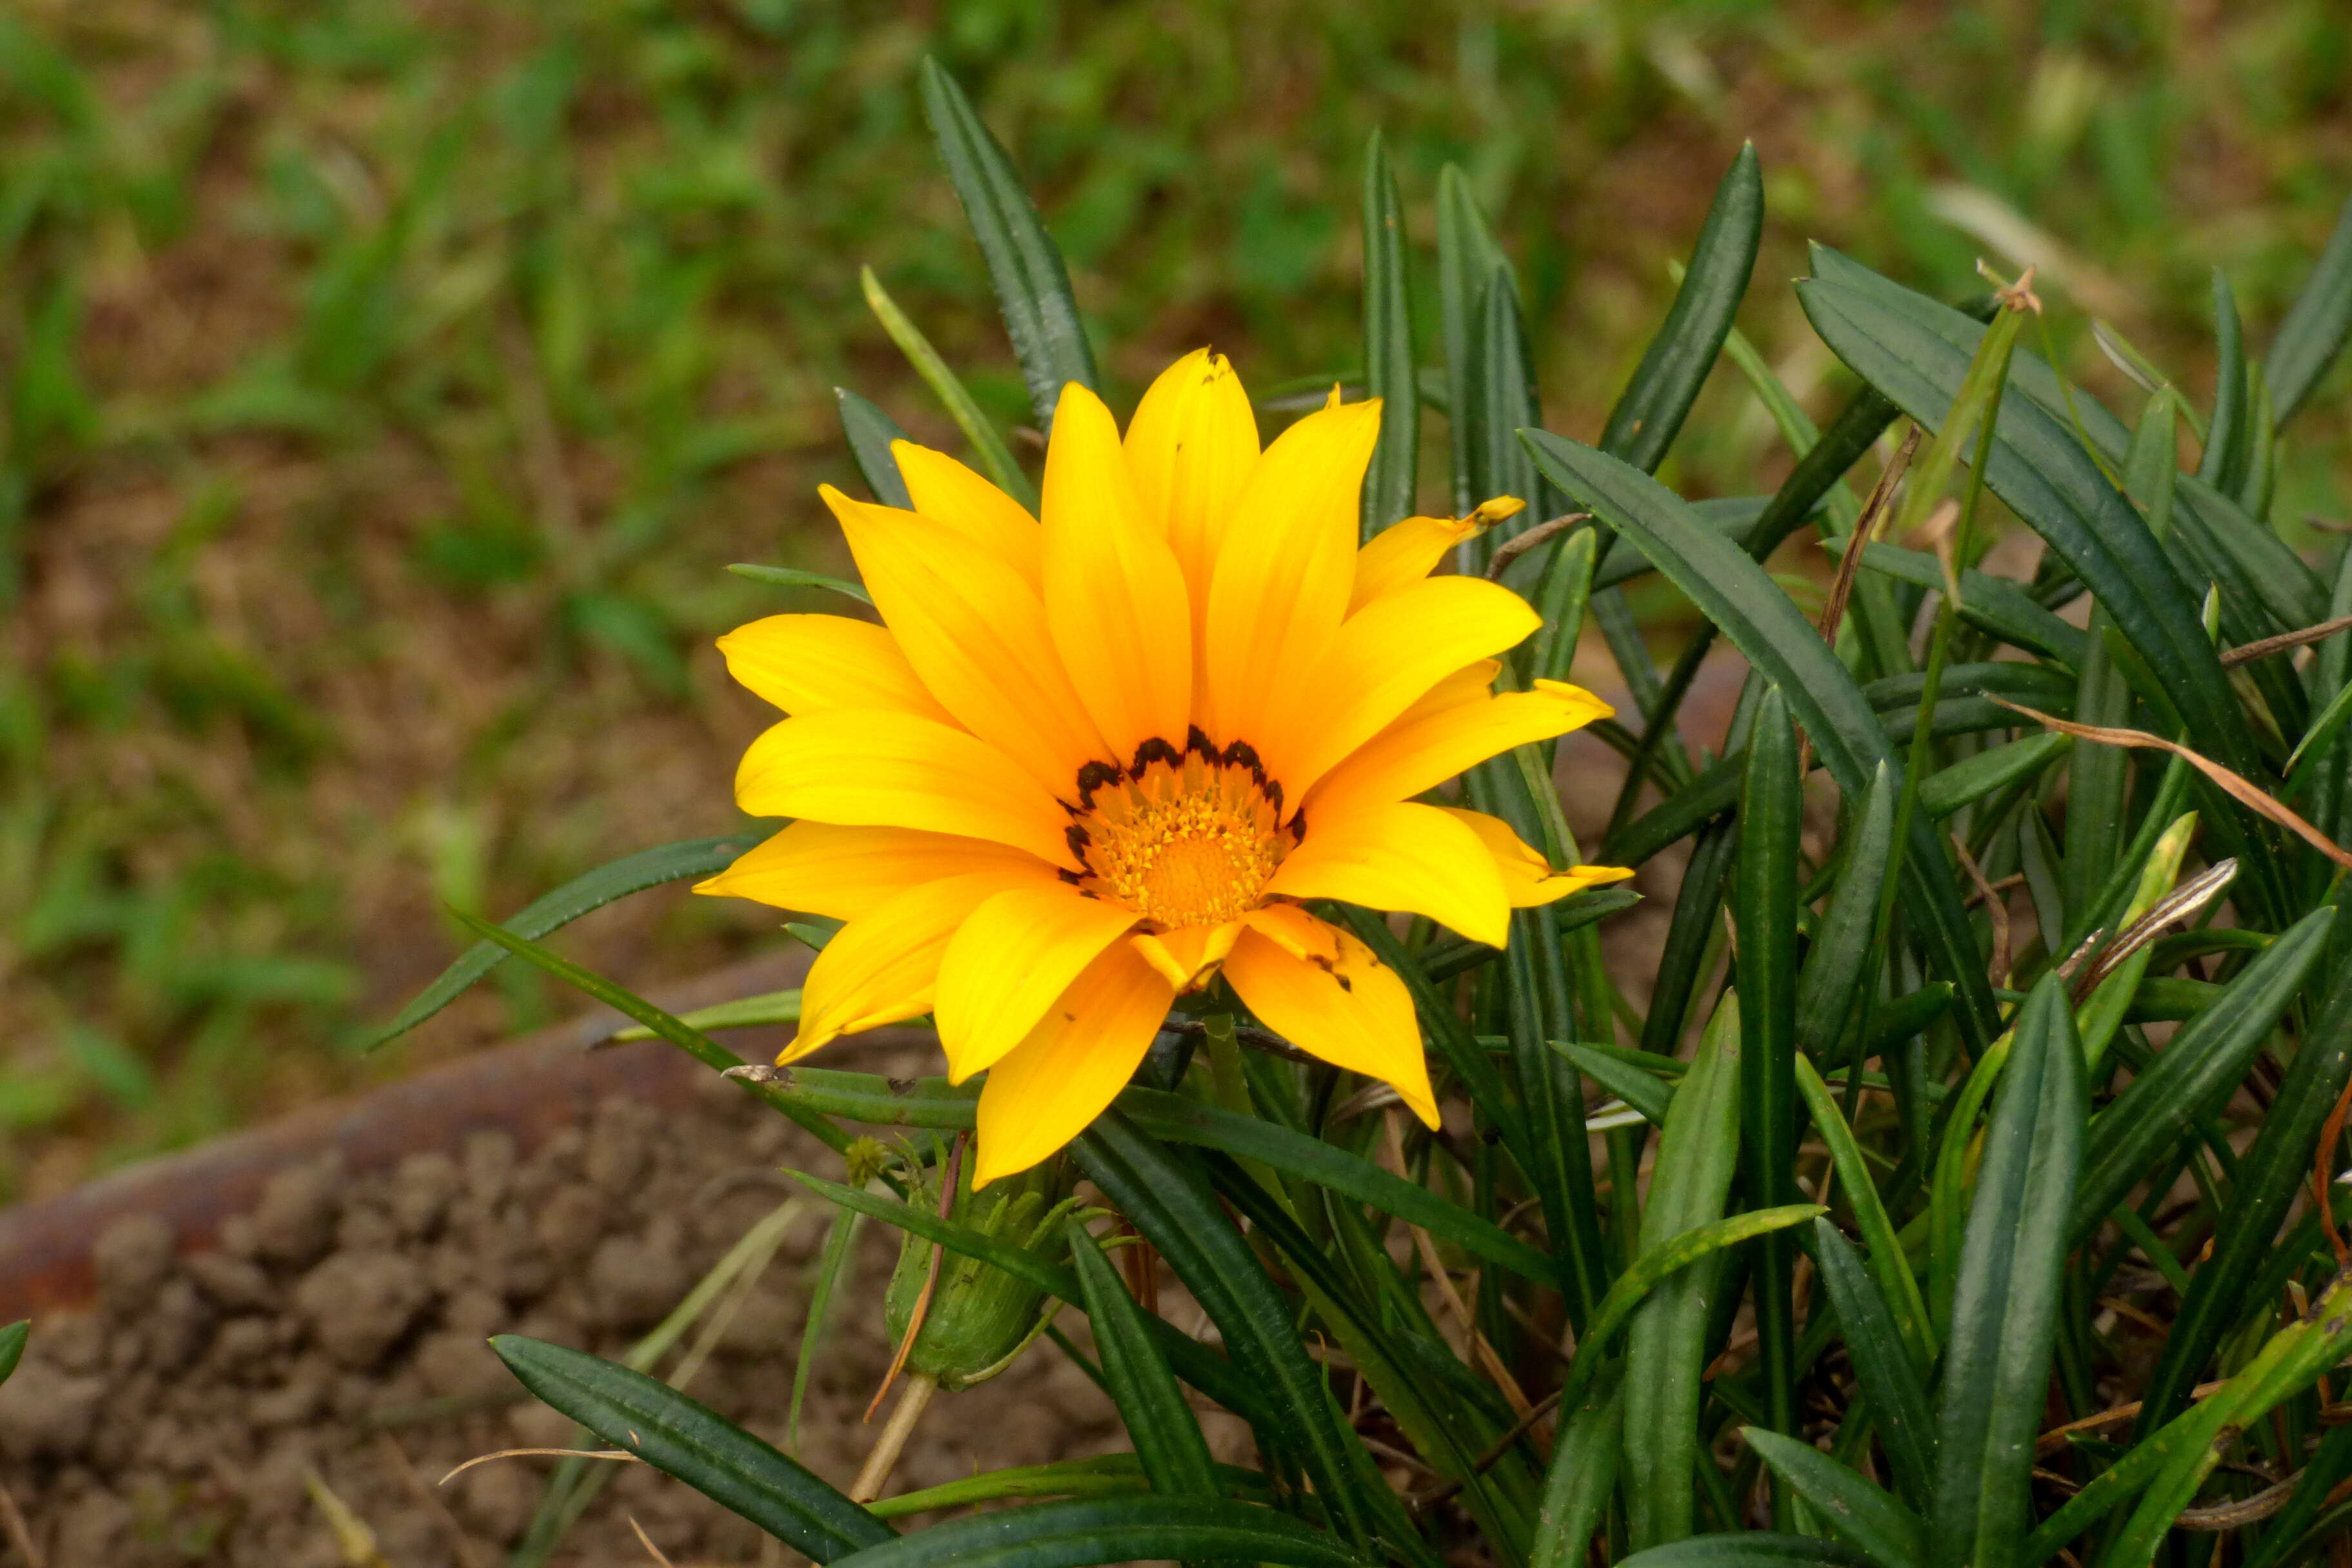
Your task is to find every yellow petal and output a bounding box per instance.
[1272,574,1542,799]
[1267,799,1512,948]
[1442,807,1636,908]
[1348,516,1482,612]
[1128,921,1243,992]
[1201,398,1381,745]
[1041,382,1193,763]
[935,882,1140,1083]
[972,941,1175,1186]
[1307,679,1614,821]
[1224,912,1438,1127]
[735,710,1079,869]
[892,440,1044,585]
[825,485,1111,797]
[715,614,954,722]
[694,821,1053,921]
[1124,348,1260,627]
[782,870,1037,1063]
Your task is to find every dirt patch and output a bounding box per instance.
[0,1050,1220,1567]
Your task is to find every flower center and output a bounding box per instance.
[1065,729,1295,932]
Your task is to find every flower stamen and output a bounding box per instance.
[1065,731,1289,931]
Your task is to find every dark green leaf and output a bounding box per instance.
[1360,130,1418,540]
[2200,270,2252,495]
[1917,734,2068,821]
[1466,260,1547,567]
[1065,1224,1217,1498]
[1609,756,1742,870]
[834,387,912,508]
[2070,906,2335,1241]
[1531,1359,1625,1568]
[1857,544,2086,667]
[1618,1533,1880,1568]
[822,1495,1367,1568]
[1746,1429,1926,1568]
[1796,265,2259,781]
[1737,687,1803,1445]
[0,1320,24,1386]
[1929,976,2086,1568]
[725,564,874,603]
[1073,1113,1427,1562]
[782,1169,1264,1426]
[1437,164,1508,517]
[1522,429,2001,1052]
[1809,1221,1935,1506]
[2266,190,2352,426]
[1626,994,1746,1549]
[1116,1087,1559,1288]
[1602,143,1763,473]
[365,834,763,1049]
[444,912,850,1154]
[1558,1039,1676,1126]
[2133,941,2352,1433]
[491,1336,893,1562]
[1643,819,1739,1057]
[917,58,1098,430]
[1798,762,1894,1063]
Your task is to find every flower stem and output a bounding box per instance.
[850,1374,939,1504]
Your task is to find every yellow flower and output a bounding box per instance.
[700,350,1628,1184]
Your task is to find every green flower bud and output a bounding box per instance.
[884,1148,1082,1391]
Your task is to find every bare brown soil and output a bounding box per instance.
[0,1049,1210,1568]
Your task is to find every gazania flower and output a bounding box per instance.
[700,349,1627,1184]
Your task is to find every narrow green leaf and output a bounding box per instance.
[1795,1064,1933,1368]
[1737,688,1804,1453]
[1619,1534,1879,1568]
[446,912,851,1153]
[861,265,1035,507]
[917,58,1098,431]
[1527,525,1598,685]
[2068,905,2335,1240]
[1795,266,2260,781]
[1626,994,1746,1549]
[1437,164,1508,517]
[1918,733,2068,821]
[611,988,799,1043]
[1798,763,1894,1061]
[366,834,763,1050]
[1746,1429,1926,1568]
[2071,813,2199,1070]
[0,1321,24,1386]
[834,387,913,509]
[2241,1424,2352,1568]
[491,1336,893,1562]
[1466,260,1547,567]
[821,1495,1367,1568]
[1066,1224,1217,1498]
[1857,543,2086,667]
[1360,129,1419,540]
[789,1205,859,1452]
[2099,1275,2352,1568]
[1531,1360,1625,1568]
[1643,819,1739,1055]
[2266,189,2352,426]
[1609,756,1742,869]
[1116,1086,1559,1288]
[1558,1039,1677,1126]
[1207,1157,1538,1555]
[725,564,874,603]
[2200,269,2252,495]
[1601,143,1763,473]
[1524,429,2001,1052]
[783,1170,1268,1429]
[1073,1113,1429,1562]
[1928,976,2086,1568]
[2133,943,2352,1434]
[1808,1222,1935,1506]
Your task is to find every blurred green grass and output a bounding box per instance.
[2,0,2347,1196]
